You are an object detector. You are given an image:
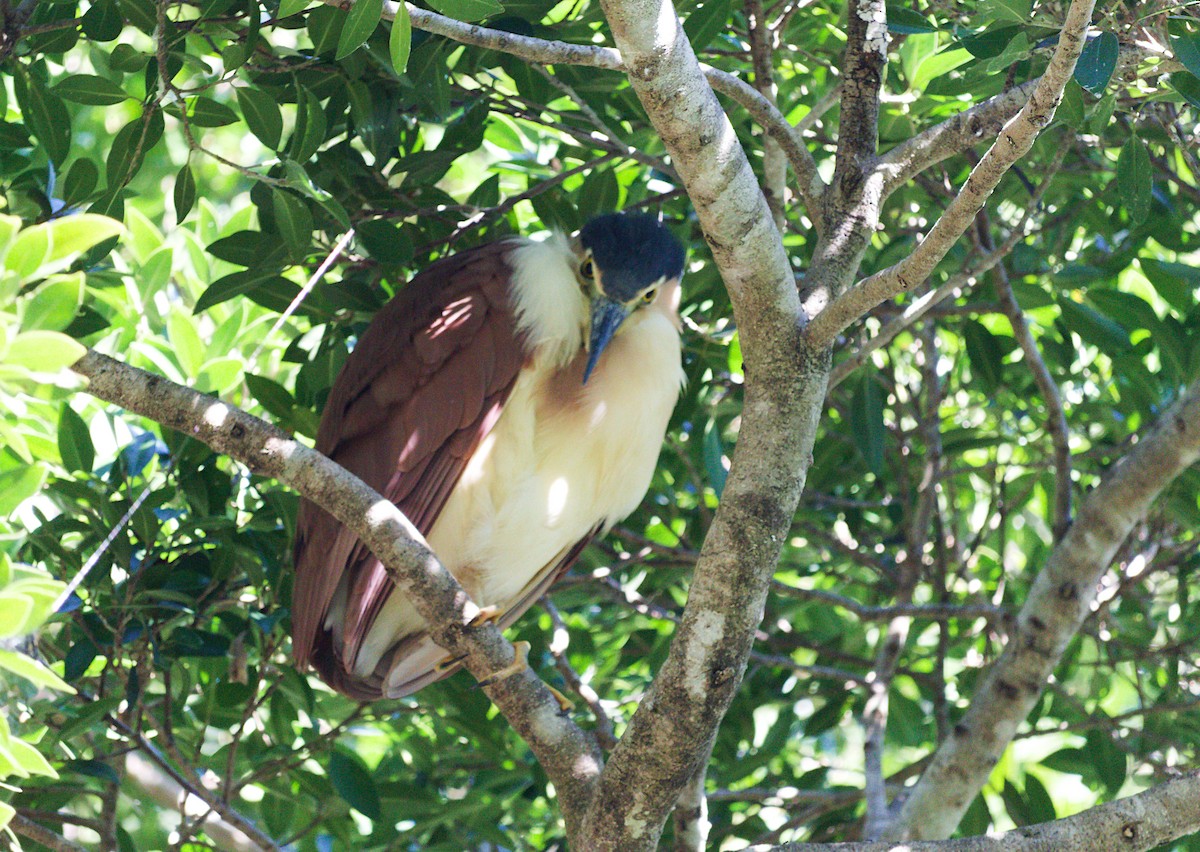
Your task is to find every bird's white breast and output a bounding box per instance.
[354,235,684,686]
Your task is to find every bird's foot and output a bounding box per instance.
[476,640,530,689]
[547,684,575,712]
[468,604,504,627]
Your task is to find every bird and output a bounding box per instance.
[291,211,687,700]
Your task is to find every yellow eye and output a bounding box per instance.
[642,288,657,303]
[580,258,595,279]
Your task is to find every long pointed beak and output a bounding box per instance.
[583,296,630,384]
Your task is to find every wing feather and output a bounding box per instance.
[291,240,528,692]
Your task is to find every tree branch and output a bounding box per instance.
[570,0,827,843]
[766,770,1200,851]
[8,814,89,852]
[877,82,1037,198]
[809,0,1098,349]
[746,0,786,230]
[885,378,1200,840]
[985,233,1072,540]
[69,350,603,834]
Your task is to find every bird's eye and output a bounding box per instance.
[579,258,595,279]
[641,288,658,303]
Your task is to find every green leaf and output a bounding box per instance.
[1074,32,1118,95]
[167,312,205,377]
[4,331,86,371]
[0,649,75,693]
[1170,72,1200,111]
[290,88,327,163]
[389,1,412,74]
[1169,18,1200,79]
[1087,89,1116,135]
[245,373,297,421]
[329,750,381,819]
[963,320,1004,393]
[1056,79,1085,129]
[958,24,1020,59]
[1116,135,1151,224]
[62,158,100,205]
[194,269,293,313]
[6,737,59,779]
[578,169,620,221]
[886,6,936,34]
[850,374,885,475]
[336,0,382,59]
[174,162,196,222]
[186,95,240,127]
[425,0,502,22]
[272,189,314,255]
[277,0,309,16]
[1139,259,1199,314]
[58,404,95,473]
[0,801,13,831]
[118,0,157,31]
[683,0,733,50]
[16,71,72,165]
[0,465,47,516]
[106,110,166,188]
[985,31,1029,73]
[0,595,33,639]
[1057,297,1130,353]
[1086,729,1127,796]
[1023,773,1056,823]
[81,0,123,40]
[24,274,84,332]
[237,87,284,149]
[43,214,125,266]
[701,419,728,498]
[4,224,48,279]
[911,46,971,92]
[307,4,345,55]
[986,0,1028,23]
[51,74,129,106]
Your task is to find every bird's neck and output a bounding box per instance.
[507,232,589,367]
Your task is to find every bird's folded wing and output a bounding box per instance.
[382,525,602,698]
[291,239,528,687]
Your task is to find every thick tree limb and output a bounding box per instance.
[123,752,264,852]
[572,0,826,844]
[8,814,89,852]
[808,0,1097,348]
[877,82,1037,198]
[760,769,1200,851]
[885,378,1200,840]
[835,0,887,178]
[68,350,603,834]
[746,0,786,231]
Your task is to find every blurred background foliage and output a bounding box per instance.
[0,0,1199,847]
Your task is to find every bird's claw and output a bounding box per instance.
[468,604,504,627]
[476,640,530,689]
[547,684,575,713]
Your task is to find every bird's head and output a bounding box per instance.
[576,212,686,383]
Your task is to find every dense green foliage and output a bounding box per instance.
[1,0,1199,847]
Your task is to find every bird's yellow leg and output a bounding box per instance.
[469,637,574,711]
[547,684,575,712]
[476,640,531,688]
[468,604,504,627]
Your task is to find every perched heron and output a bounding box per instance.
[292,212,686,700]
